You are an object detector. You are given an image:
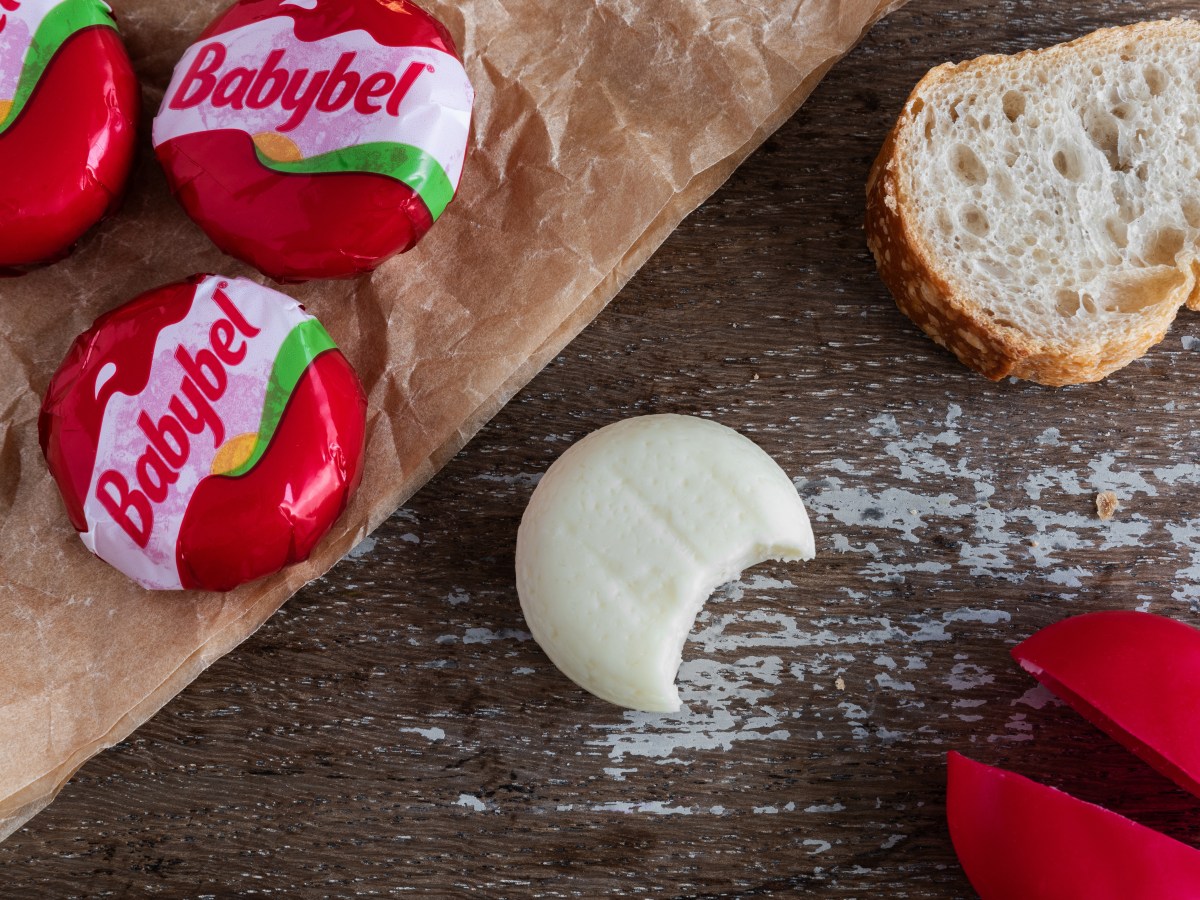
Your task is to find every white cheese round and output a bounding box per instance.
[516,414,815,712]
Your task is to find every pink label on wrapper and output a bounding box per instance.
[81,276,310,590]
[0,9,30,99]
[151,14,472,189]
[0,0,52,99]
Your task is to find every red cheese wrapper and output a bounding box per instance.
[151,0,474,282]
[947,752,1200,900]
[0,0,139,274]
[1013,610,1200,799]
[39,274,367,591]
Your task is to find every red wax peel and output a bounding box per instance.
[152,0,474,281]
[39,274,367,591]
[1013,611,1200,799]
[947,752,1200,900]
[0,0,139,273]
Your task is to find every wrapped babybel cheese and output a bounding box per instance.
[39,275,368,591]
[0,0,139,273]
[151,0,474,282]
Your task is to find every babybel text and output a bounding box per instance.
[95,283,262,548]
[168,43,430,133]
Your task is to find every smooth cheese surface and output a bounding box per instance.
[516,414,815,712]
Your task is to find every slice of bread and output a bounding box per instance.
[866,19,1200,386]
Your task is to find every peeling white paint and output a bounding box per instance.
[989,712,1035,743]
[592,801,695,815]
[399,726,446,742]
[439,628,533,645]
[474,471,544,487]
[455,794,487,811]
[796,404,1176,588]
[946,662,994,691]
[753,802,796,814]
[345,536,377,559]
[1036,427,1061,446]
[875,673,915,692]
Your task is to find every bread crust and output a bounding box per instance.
[865,20,1198,386]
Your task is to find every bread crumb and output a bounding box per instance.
[1096,491,1119,521]
[835,676,846,691]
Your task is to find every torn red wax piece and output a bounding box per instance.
[0,0,139,274]
[1013,610,1200,799]
[151,0,474,282]
[947,752,1200,900]
[39,274,367,592]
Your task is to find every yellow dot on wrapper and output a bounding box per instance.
[0,100,12,127]
[373,0,415,13]
[253,131,303,163]
[211,432,258,475]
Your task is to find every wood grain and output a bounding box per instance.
[6,0,1200,895]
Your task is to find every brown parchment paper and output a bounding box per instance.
[0,0,904,839]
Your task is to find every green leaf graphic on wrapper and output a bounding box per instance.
[0,0,117,133]
[211,319,337,479]
[254,140,456,220]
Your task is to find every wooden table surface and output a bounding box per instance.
[7,0,1200,895]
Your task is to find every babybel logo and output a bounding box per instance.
[167,42,431,132]
[95,282,262,548]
